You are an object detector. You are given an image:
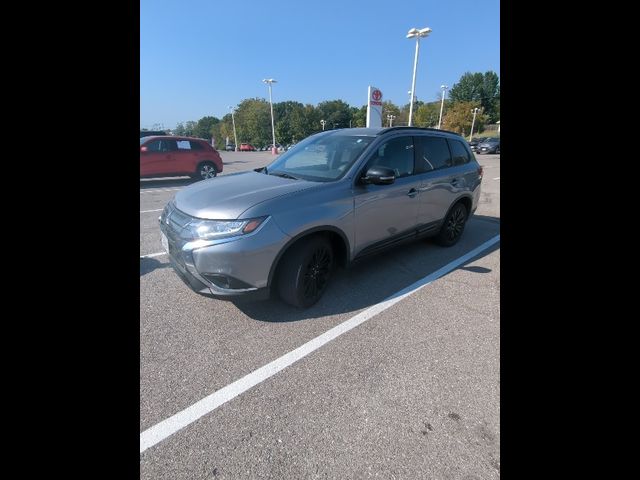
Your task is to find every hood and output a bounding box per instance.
[174,171,318,219]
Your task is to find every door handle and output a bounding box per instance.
[407,188,419,198]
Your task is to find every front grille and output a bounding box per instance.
[163,202,193,231]
[161,202,194,270]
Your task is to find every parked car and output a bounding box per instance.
[266,144,284,152]
[468,137,487,152]
[476,137,500,154]
[140,136,223,180]
[239,143,256,151]
[159,127,482,308]
[225,143,236,151]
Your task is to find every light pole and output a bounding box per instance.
[387,114,396,127]
[228,106,238,151]
[469,107,480,141]
[320,119,326,131]
[438,84,448,129]
[406,26,432,127]
[262,78,278,154]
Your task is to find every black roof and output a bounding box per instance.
[378,126,462,137]
[320,126,463,137]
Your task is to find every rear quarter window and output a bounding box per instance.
[447,139,472,165]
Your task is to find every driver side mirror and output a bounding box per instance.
[361,166,395,185]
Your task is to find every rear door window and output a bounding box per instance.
[414,136,452,172]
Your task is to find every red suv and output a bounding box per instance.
[140,136,223,180]
[239,143,256,151]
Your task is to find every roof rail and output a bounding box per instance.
[379,126,462,137]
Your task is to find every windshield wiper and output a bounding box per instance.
[269,171,299,180]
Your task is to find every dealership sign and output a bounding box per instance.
[366,86,383,128]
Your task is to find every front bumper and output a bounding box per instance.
[159,206,290,301]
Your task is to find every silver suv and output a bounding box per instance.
[159,127,483,308]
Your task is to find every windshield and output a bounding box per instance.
[264,131,374,182]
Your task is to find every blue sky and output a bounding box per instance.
[140,0,499,130]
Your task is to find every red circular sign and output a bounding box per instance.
[371,89,382,101]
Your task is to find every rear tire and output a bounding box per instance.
[434,203,468,247]
[195,161,218,180]
[277,236,334,308]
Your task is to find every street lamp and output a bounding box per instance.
[387,114,396,127]
[406,26,432,127]
[262,78,278,154]
[438,84,448,129]
[469,107,480,141]
[320,119,326,131]
[228,106,238,151]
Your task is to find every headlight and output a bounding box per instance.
[181,217,268,241]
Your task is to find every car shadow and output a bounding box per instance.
[140,257,171,276]
[234,214,500,322]
[140,177,197,189]
[222,160,250,165]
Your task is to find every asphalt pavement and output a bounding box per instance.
[140,150,500,479]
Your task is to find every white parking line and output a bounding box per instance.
[140,188,182,194]
[140,252,167,259]
[139,234,500,453]
[493,177,500,180]
[140,208,163,213]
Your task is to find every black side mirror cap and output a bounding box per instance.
[361,166,395,185]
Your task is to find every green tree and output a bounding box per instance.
[442,101,487,137]
[193,116,220,140]
[449,71,500,123]
[173,123,186,136]
[211,114,235,149]
[234,98,272,146]
[316,100,352,129]
[381,101,401,127]
[350,106,367,128]
[414,101,442,128]
[274,101,314,144]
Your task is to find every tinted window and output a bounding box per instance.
[414,136,452,172]
[367,136,414,178]
[448,139,471,166]
[145,140,163,152]
[189,141,205,150]
[163,139,178,152]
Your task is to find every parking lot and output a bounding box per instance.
[140,150,500,479]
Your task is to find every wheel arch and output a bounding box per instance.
[268,226,350,288]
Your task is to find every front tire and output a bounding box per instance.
[277,236,334,308]
[434,203,468,247]
[195,161,218,180]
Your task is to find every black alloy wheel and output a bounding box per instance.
[277,236,334,308]
[435,203,468,247]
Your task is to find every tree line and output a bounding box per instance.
[143,71,499,147]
